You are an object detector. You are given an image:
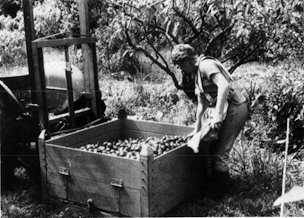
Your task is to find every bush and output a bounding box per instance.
[229,136,304,217]
[244,62,304,152]
[100,79,196,126]
[0,29,26,66]
[0,12,26,66]
[230,138,283,191]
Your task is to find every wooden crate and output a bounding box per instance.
[39,118,207,217]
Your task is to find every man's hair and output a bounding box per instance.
[171,44,197,65]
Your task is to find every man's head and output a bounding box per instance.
[171,44,197,65]
[171,44,198,74]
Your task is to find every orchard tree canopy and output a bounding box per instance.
[0,0,21,17]
[1,0,303,95]
[95,0,303,95]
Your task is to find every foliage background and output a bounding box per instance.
[1,0,304,217]
[1,0,303,145]
[1,0,304,68]
[1,63,304,217]
[0,0,303,182]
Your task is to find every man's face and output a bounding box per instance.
[179,59,195,75]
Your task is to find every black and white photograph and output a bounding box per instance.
[1,0,304,217]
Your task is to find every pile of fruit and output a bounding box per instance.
[79,135,188,159]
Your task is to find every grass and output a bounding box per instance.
[2,137,303,217]
[166,136,304,217]
[1,61,304,217]
[0,65,28,77]
[0,47,78,78]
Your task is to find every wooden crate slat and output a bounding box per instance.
[47,172,119,212]
[38,130,48,202]
[119,188,141,217]
[48,119,122,146]
[50,130,121,149]
[66,178,120,213]
[46,167,141,216]
[123,129,193,140]
[123,119,193,136]
[48,182,67,199]
[150,146,200,216]
[49,107,92,125]
[71,132,121,148]
[32,37,97,48]
[123,129,168,140]
[45,144,141,189]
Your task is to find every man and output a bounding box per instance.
[171,44,248,197]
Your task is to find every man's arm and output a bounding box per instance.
[210,72,229,122]
[190,94,207,135]
[198,59,230,124]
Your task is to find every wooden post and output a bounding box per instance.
[24,0,49,132]
[23,0,41,130]
[78,0,89,36]
[23,0,36,103]
[78,0,102,118]
[38,129,48,203]
[90,42,102,117]
[31,44,49,131]
[140,144,154,217]
[64,47,76,128]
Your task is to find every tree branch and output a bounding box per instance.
[228,39,264,73]
[173,6,200,37]
[144,29,170,69]
[199,2,208,32]
[185,30,202,44]
[205,21,235,54]
[165,19,180,45]
[125,28,182,89]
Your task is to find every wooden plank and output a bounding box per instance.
[32,44,49,131]
[139,144,154,217]
[71,130,121,148]
[48,129,119,149]
[46,170,141,216]
[38,130,49,202]
[48,182,66,199]
[32,37,97,48]
[23,0,36,103]
[48,119,121,146]
[46,171,119,212]
[120,187,141,217]
[66,177,120,213]
[79,0,89,36]
[89,42,102,117]
[49,107,91,125]
[64,49,76,128]
[69,179,141,216]
[123,129,166,139]
[149,145,204,216]
[123,129,191,140]
[123,119,193,136]
[44,144,141,189]
[79,0,102,118]
[79,0,91,94]
[46,86,67,92]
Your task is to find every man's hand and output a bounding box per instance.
[186,129,198,139]
[210,110,224,131]
[210,119,222,131]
